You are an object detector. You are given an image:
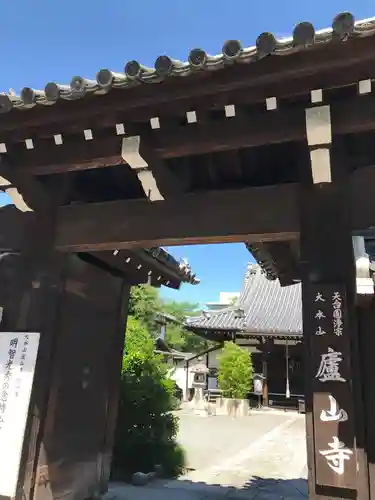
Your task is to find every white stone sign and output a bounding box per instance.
[0,332,40,498]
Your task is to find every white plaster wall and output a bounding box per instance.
[170,365,195,399]
[171,366,187,390]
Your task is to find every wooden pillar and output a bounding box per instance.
[285,341,290,399]
[185,359,190,402]
[0,209,64,500]
[357,296,375,500]
[300,104,368,498]
[261,340,269,407]
[100,282,131,492]
[0,169,72,500]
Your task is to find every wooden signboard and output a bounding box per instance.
[307,284,356,490]
[0,332,40,498]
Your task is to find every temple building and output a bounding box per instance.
[185,263,303,409]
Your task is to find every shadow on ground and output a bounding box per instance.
[108,476,308,499]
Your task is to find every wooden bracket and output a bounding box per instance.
[121,136,184,200]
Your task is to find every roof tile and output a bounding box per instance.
[1,13,374,114]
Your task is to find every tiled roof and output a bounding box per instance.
[145,248,200,285]
[1,13,374,113]
[186,264,302,336]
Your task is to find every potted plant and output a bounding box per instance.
[216,342,253,417]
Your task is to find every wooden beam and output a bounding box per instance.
[0,206,190,284]
[16,136,125,175]
[1,35,375,137]
[0,208,183,288]
[5,166,375,255]
[13,110,301,175]
[9,93,375,176]
[52,165,375,252]
[55,183,300,251]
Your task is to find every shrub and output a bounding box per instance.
[111,316,185,479]
[217,342,253,399]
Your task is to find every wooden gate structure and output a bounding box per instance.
[0,207,198,500]
[1,10,375,500]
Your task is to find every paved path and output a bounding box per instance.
[106,409,308,499]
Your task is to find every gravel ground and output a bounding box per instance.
[106,407,308,499]
[176,408,307,487]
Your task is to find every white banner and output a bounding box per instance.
[0,332,40,498]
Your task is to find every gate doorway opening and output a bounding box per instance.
[158,241,309,500]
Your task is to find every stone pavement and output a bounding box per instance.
[106,409,308,499]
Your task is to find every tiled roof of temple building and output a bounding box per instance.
[0,13,374,112]
[185,264,302,337]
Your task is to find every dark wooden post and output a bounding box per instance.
[357,295,375,500]
[0,165,72,500]
[300,104,369,499]
[100,283,131,492]
[0,210,65,500]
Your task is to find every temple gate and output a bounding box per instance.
[1,10,375,499]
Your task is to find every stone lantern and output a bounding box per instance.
[189,361,209,415]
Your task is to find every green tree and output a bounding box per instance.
[162,300,209,353]
[128,285,209,353]
[162,300,199,320]
[112,316,185,478]
[217,342,253,399]
[129,285,162,335]
[163,322,186,350]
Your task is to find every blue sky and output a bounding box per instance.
[162,244,252,305]
[1,0,373,305]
